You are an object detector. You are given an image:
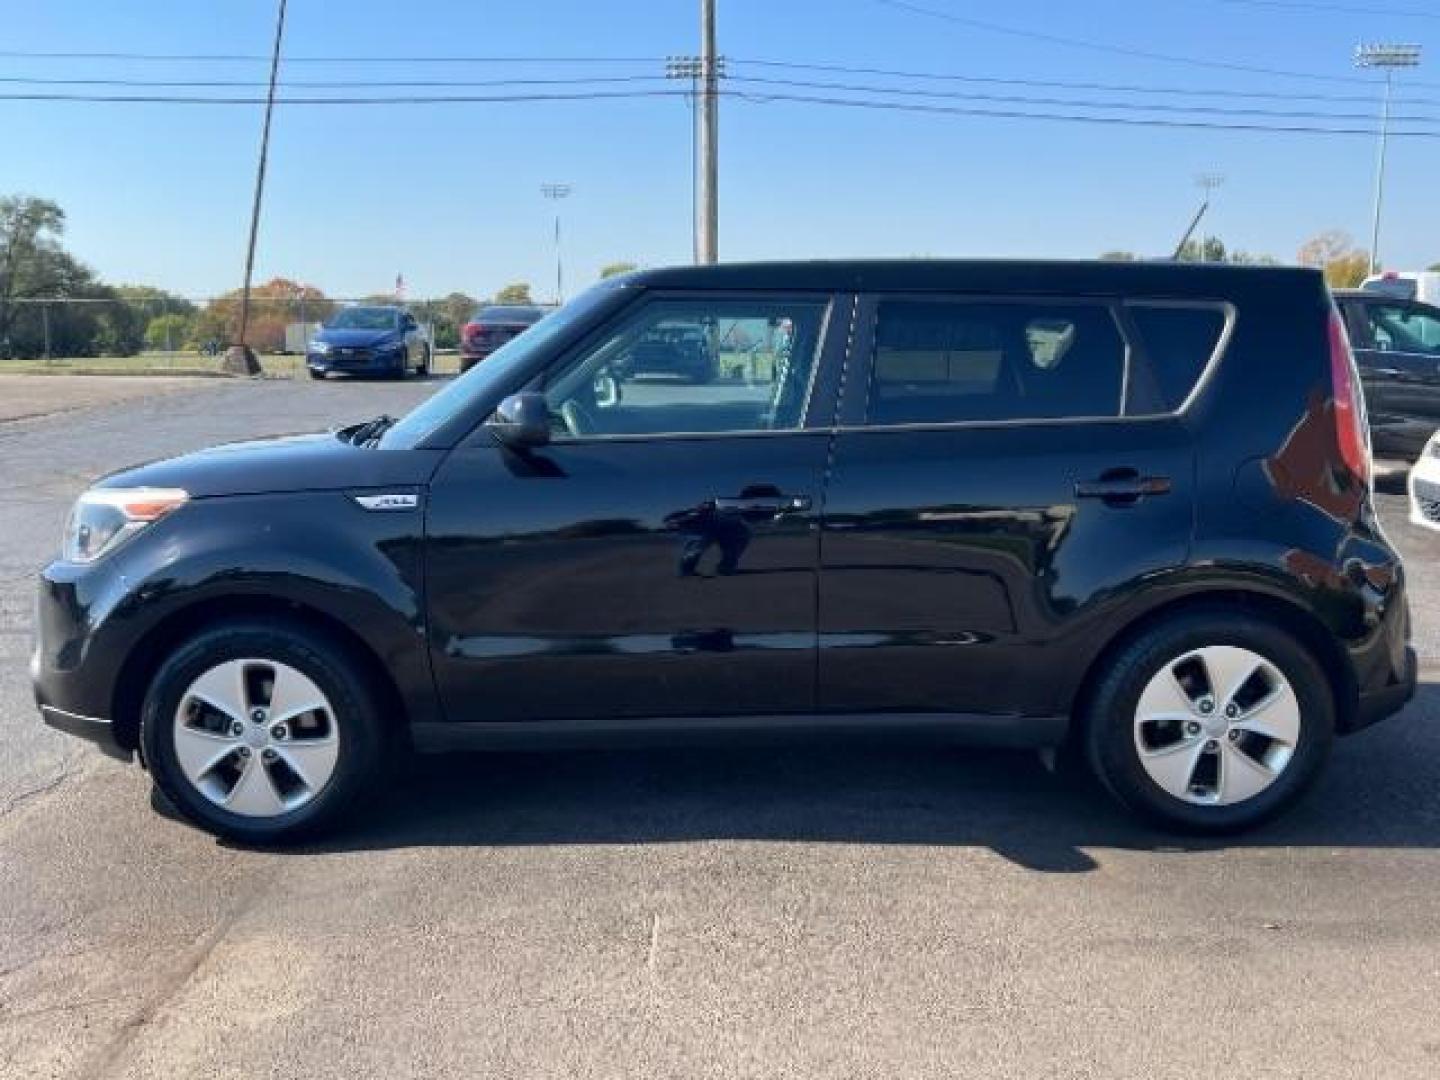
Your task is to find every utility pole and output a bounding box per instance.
[230,0,287,375]
[1356,43,1422,276]
[666,4,725,265]
[698,0,719,264]
[541,183,571,304]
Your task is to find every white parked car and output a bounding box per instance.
[1408,430,1440,530]
[1363,270,1440,308]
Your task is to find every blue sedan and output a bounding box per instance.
[307,306,430,380]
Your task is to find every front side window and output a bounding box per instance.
[543,298,827,438]
[866,299,1125,426]
[1366,303,1440,355]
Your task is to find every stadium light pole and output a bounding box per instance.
[541,183,572,304]
[1355,43,1422,276]
[1193,172,1225,261]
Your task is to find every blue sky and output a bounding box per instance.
[2,0,1437,301]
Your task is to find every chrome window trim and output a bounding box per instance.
[1123,298,1238,417]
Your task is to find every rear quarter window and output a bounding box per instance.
[1127,303,1229,411]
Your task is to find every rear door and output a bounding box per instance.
[817,293,1204,720]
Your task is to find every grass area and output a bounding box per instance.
[0,350,465,378]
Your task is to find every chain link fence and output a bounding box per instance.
[0,295,480,376]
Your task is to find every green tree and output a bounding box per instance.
[600,261,638,279]
[495,282,533,304]
[0,195,66,355]
[145,312,194,351]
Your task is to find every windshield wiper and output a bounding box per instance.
[342,414,397,447]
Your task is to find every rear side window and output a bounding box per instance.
[867,299,1125,425]
[1127,304,1228,411]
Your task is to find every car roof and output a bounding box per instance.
[619,258,1322,295]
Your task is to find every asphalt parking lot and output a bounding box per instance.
[2,375,1439,1079]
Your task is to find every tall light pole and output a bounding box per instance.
[1194,172,1225,261]
[541,183,571,304]
[1356,43,1422,276]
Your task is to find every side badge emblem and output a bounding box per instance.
[354,493,419,512]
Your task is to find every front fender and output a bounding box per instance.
[38,490,437,727]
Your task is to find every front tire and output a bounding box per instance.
[139,621,387,844]
[1083,612,1334,833]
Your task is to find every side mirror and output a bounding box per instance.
[487,392,551,449]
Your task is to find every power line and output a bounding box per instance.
[731,57,1435,104]
[727,88,1440,137]
[0,74,669,90]
[0,89,692,105]
[11,66,1440,106]
[728,74,1440,123]
[0,49,658,64]
[1201,0,1440,18]
[867,0,1384,84]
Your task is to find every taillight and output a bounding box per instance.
[1328,306,1371,487]
[462,322,483,343]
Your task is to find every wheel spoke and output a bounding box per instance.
[1139,736,1206,800]
[1136,663,1195,722]
[1199,646,1265,712]
[173,724,238,783]
[1218,742,1277,805]
[275,737,339,793]
[183,659,249,723]
[1232,684,1301,746]
[268,665,327,724]
[225,756,287,817]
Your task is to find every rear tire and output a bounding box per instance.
[417,345,431,377]
[1083,611,1334,834]
[308,368,325,381]
[139,621,387,844]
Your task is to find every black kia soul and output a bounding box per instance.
[33,261,1416,842]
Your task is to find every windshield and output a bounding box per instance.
[326,307,399,331]
[381,282,622,448]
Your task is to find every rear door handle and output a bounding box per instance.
[713,494,812,515]
[1074,469,1171,506]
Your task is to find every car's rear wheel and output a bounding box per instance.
[308,368,325,380]
[1083,612,1334,833]
[139,621,387,843]
[416,345,431,377]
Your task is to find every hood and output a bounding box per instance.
[314,327,401,348]
[95,431,440,499]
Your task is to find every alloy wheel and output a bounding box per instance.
[1132,645,1300,806]
[171,658,340,817]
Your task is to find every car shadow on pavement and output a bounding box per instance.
[272,682,1440,873]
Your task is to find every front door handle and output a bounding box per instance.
[1075,468,1171,506]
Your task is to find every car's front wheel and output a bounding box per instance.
[139,621,387,843]
[1083,612,1334,833]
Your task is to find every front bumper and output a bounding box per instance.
[307,346,405,374]
[37,703,131,761]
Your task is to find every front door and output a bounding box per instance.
[817,293,1197,720]
[424,291,847,723]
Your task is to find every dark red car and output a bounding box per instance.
[459,305,548,372]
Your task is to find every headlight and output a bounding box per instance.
[63,488,188,564]
[309,340,331,354]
